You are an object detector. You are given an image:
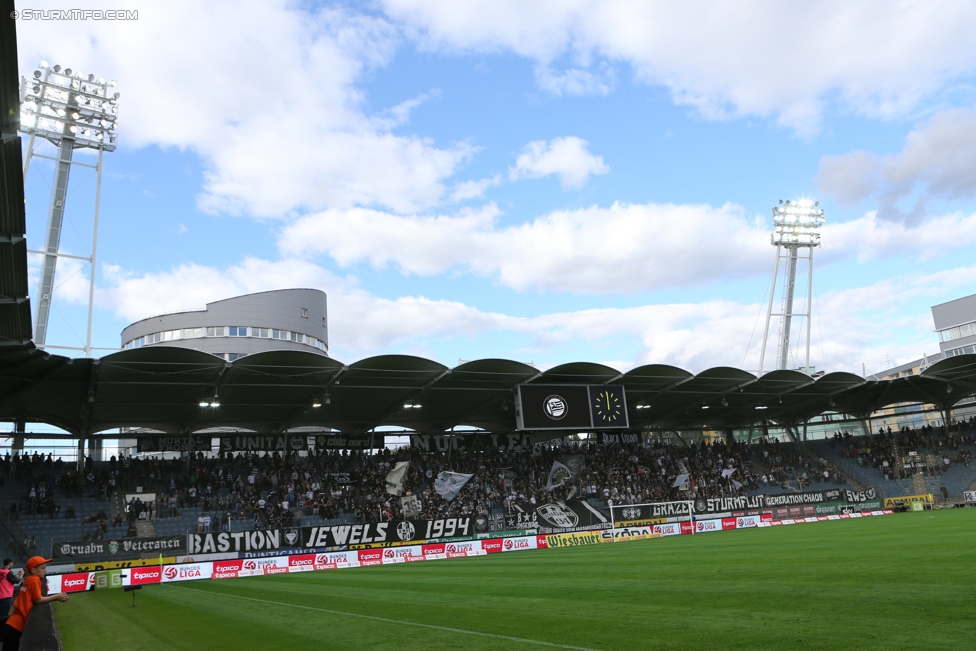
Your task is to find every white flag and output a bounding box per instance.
[731,480,743,490]
[721,468,736,479]
[545,461,572,491]
[385,461,409,496]
[672,474,689,488]
[434,471,473,501]
[401,494,421,518]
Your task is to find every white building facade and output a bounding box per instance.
[121,289,328,361]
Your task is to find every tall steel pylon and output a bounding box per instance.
[758,199,824,375]
[19,62,119,357]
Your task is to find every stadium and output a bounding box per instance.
[2,3,976,650]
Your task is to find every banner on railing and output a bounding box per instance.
[218,435,309,452]
[844,488,877,502]
[409,433,537,452]
[186,517,475,555]
[504,499,609,534]
[762,489,843,507]
[314,435,381,450]
[74,557,177,572]
[814,501,882,515]
[53,536,186,561]
[613,496,770,525]
[964,491,976,503]
[137,437,212,453]
[473,513,508,533]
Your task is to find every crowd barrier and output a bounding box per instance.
[48,510,893,593]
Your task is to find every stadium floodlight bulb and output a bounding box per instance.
[771,198,824,248]
[20,64,120,153]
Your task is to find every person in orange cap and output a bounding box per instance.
[0,556,68,651]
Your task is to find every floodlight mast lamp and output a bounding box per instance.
[757,199,824,376]
[19,62,119,357]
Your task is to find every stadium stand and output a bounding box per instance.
[8,426,973,560]
[807,420,976,500]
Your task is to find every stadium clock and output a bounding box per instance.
[592,386,624,425]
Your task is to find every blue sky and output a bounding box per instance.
[15,0,976,376]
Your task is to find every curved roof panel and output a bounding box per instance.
[7,344,976,436]
[537,362,621,385]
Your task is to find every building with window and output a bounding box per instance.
[933,294,976,359]
[121,289,328,361]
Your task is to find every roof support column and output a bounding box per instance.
[13,420,24,453]
[722,428,734,445]
[184,428,192,471]
[859,415,872,438]
[90,437,103,463]
[76,435,85,471]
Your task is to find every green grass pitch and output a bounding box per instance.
[56,509,974,650]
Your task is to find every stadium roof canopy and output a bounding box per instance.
[3,344,976,438]
[4,19,976,440]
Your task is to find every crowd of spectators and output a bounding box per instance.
[753,440,842,489]
[6,419,976,547]
[831,419,976,480]
[0,433,872,537]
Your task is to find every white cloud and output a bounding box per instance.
[535,65,615,97]
[509,137,609,189]
[447,175,503,202]
[816,151,880,206]
[819,108,976,221]
[17,0,473,217]
[381,0,976,133]
[25,252,91,313]
[279,198,976,294]
[96,258,509,359]
[90,254,970,375]
[278,201,769,293]
[822,210,976,263]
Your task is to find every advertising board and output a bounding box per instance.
[161,562,213,583]
[543,531,605,549]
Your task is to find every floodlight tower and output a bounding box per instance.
[19,62,119,357]
[757,199,824,375]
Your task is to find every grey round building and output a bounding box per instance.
[121,289,328,360]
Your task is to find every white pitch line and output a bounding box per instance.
[174,585,601,651]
